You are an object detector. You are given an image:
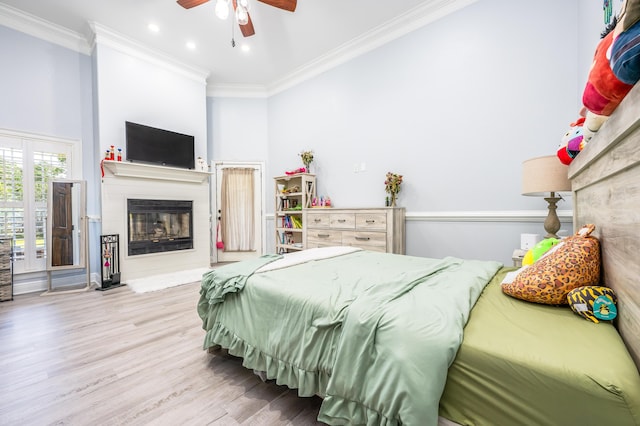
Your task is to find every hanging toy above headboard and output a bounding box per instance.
[610,0,640,85]
[558,0,640,165]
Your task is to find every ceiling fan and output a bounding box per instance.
[177,0,297,37]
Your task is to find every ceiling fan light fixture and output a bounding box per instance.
[235,5,249,26]
[238,0,250,12]
[215,0,230,20]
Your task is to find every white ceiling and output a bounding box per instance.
[0,0,475,94]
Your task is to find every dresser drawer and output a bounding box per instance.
[341,231,386,252]
[355,213,387,231]
[330,213,355,229]
[307,229,342,246]
[306,212,330,228]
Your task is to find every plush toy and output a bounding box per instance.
[581,19,635,143]
[567,286,618,323]
[610,0,640,84]
[557,117,586,165]
[561,9,638,157]
[285,167,307,175]
[522,237,560,266]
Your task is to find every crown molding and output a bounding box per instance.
[206,0,477,98]
[90,22,209,85]
[0,0,475,98]
[0,2,91,54]
[206,83,269,99]
[0,5,209,85]
[265,0,478,96]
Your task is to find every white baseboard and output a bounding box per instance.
[13,272,100,295]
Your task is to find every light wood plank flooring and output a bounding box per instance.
[0,282,325,425]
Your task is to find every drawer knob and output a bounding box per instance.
[314,218,321,222]
[355,237,370,241]
[318,234,330,238]
[338,219,346,223]
[365,219,375,223]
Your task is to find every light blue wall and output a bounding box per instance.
[268,0,581,211]
[0,26,88,139]
[261,0,605,263]
[208,97,269,162]
[1,0,607,283]
[0,25,100,285]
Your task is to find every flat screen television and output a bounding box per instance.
[125,121,195,170]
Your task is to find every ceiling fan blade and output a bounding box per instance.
[177,0,210,9]
[239,14,256,37]
[257,0,297,12]
[232,0,256,37]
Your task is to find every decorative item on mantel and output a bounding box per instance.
[385,171,403,207]
[105,145,123,161]
[299,150,314,173]
[196,157,208,172]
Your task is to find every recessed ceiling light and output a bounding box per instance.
[186,41,197,50]
[148,23,160,33]
[241,44,250,52]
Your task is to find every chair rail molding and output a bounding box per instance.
[267,210,573,223]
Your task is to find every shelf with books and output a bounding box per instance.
[274,173,315,253]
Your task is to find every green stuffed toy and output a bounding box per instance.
[522,238,560,266]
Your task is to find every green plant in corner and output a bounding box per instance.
[299,150,314,172]
[385,172,403,207]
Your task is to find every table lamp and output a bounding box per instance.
[522,155,571,239]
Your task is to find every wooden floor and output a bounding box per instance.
[0,282,325,425]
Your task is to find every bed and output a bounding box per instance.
[198,88,640,426]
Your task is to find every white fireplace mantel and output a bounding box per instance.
[102,160,210,183]
[101,160,211,282]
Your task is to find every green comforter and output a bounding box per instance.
[198,250,501,425]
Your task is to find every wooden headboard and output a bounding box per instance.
[568,82,640,370]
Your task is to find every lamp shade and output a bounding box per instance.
[522,155,571,196]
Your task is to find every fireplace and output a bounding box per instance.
[127,199,193,256]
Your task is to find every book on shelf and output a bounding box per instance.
[280,199,299,210]
[281,215,302,229]
[277,231,295,246]
[290,215,302,229]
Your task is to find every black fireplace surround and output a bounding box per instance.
[127,199,193,256]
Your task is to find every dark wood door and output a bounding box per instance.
[51,182,74,266]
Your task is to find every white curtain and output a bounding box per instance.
[220,168,255,252]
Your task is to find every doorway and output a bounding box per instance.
[213,162,264,263]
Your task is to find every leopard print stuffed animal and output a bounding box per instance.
[502,224,601,305]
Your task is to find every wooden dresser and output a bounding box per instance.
[303,207,405,254]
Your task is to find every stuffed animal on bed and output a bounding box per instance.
[522,237,560,266]
[567,286,618,323]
